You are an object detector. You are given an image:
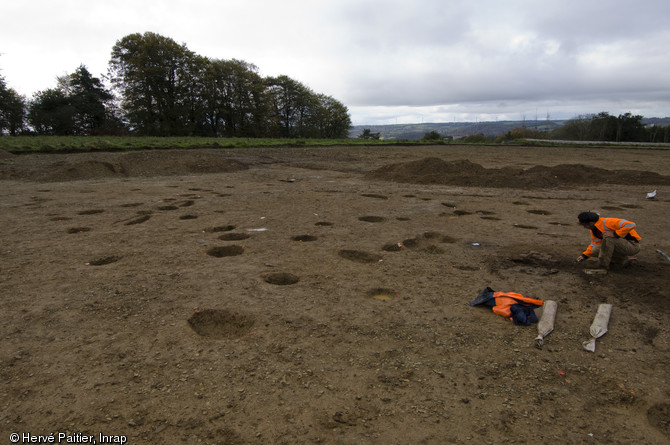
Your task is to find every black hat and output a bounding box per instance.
[578,211,599,224]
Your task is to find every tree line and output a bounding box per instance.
[476,112,670,144]
[0,32,352,138]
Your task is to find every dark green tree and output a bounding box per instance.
[201,59,267,137]
[310,94,352,138]
[614,112,645,142]
[58,65,114,134]
[27,88,76,135]
[0,75,26,135]
[358,128,380,140]
[265,75,314,138]
[422,130,443,141]
[109,32,200,135]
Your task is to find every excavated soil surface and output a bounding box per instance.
[1,144,669,444]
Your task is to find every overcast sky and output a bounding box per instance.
[2,0,669,125]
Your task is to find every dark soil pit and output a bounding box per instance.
[402,238,421,248]
[338,249,381,263]
[179,200,195,207]
[454,265,480,271]
[187,309,255,339]
[366,288,397,301]
[157,205,178,211]
[527,209,552,215]
[453,210,473,216]
[442,202,457,208]
[396,217,411,221]
[382,243,403,252]
[315,221,334,226]
[125,215,151,225]
[88,256,122,266]
[422,231,442,240]
[292,235,317,242]
[207,245,244,257]
[647,402,670,439]
[120,203,143,208]
[50,216,72,221]
[358,216,386,223]
[441,236,458,243]
[361,194,388,200]
[219,233,251,241]
[179,214,198,220]
[481,216,501,220]
[264,272,300,285]
[67,227,91,234]
[513,224,538,229]
[422,245,445,254]
[204,225,236,233]
[78,209,104,215]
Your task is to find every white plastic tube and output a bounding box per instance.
[535,300,558,348]
[583,304,612,352]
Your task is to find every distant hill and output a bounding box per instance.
[349,117,670,140]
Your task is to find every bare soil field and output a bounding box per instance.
[1,144,669,444]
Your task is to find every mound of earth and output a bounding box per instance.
[367,157,670,189]
[0,149,14,159]
[0,149,249,182]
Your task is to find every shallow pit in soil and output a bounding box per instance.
[207,245,244,257]
[187,309,255,339]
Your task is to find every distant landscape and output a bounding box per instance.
[350,117,670,140]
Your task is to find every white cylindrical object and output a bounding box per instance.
[583,304,612,352]
[590,304,612,339]
[535,300,558,348]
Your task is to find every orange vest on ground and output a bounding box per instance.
[491,292,544,321]
[583,217,641,257]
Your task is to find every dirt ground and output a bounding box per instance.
[1,144,669,444]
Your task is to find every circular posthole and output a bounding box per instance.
[359,216,386,223]
[125,215,151,225]
[367,288,396,301]
[292,235,317,242]
[88,256,121,266]
[67,227,91,234]
[648,402,670,438]
[513,224,538,229]
[338,249,381,263]
[264,272,300,285]
[441,236,458,244]
[382,242,403,252]
[204,225,236,233]
[187,309,255,339]
[402,238,420,248]
[218,233,251,241]
[207,245,244,257]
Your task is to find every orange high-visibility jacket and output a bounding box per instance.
[583,217,641,257]
[491,292,543,321]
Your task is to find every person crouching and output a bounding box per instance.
[576,211,641,272]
